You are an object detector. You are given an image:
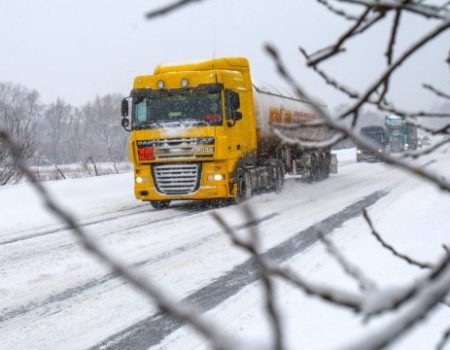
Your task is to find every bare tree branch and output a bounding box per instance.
[423,83,450,100]
[145,0,208,19]
[363,209,434,269]
[318,229,377,292]
[402,136,450,158]
[436,325,450,350]
[268,265,363,311]
[338,18,450,122]
[346,267,450,350]
[385,7,403,66]
[299,47,360,99]
[212,209,284,350]
[317,0,361,20]
[338,0,450,19]
[306,7,373,66]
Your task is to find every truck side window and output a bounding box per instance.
[135,100,147,122]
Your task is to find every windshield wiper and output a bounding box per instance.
[132,121,163,130]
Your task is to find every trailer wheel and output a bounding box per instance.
[234,170,252,204]
[322,153,330,179]
[149,200,171,210]
[273,163,284,194]
[318,153,329,180]
[304,154,318,183]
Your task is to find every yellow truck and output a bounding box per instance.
[121,57,333,209]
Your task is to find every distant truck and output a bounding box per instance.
[385,114,418,152]
[120,57,335,209]
[357,126,388,162]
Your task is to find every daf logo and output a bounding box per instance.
[193,146,213,153]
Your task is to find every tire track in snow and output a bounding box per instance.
[0,212,279,324]
[92,190,388,350]
[0,203,200,246]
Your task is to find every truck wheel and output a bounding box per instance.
[305,154,318,183]
[234,171,252,204]
[318,153,329,180]
[149,200,171,209]
[273,163,284,194]
[323,153,330,179]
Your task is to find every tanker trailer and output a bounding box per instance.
[120,57,335,209]
[253,85,335,183]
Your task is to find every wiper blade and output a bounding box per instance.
[133,121,163,129]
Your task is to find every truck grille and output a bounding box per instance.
[152,163,201,195]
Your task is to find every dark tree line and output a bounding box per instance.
[0,82,126,184]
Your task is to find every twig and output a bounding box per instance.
[363,209,434,269]
[145,0,208,20]
[318,229,377,292]
[338,0,450,19]
[385,7,403,66]
[436,325,450,350]
[338,18,450,122]
[268,265,363,311]
[423,83,450,100]
[402,137,450,159]
[377,5,404,103]
[212,209,284,350]
[306,7,372,66]
[317,0,361,21]
[299,47,360,99]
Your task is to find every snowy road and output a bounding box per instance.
[1,149,450,350]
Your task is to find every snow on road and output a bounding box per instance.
[1,149,450,349]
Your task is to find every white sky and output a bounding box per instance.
[1,0,448,111]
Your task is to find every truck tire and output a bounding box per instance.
[304,154,318,183]
[318,153,330,180]
[273,162,284,194]
[149,200,171,209]
[234,170,252,204]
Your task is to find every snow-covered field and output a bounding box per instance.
[1,148,450,350]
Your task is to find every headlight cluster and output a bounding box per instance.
[208,174,224,181]
[135,176,147,184]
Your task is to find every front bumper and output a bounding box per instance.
[357,152,382,162]
[133,161,233,201]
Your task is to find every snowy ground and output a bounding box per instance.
[1,148,450,349]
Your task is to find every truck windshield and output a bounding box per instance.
[132,92,222,129]
[360,128,387,149]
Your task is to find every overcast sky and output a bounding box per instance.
[1,0,448,111]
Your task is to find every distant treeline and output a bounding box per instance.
[0,82,127,185]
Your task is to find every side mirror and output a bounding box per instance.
[121,98,129,117]
[121,97,131,132]
[229,91,240,110]
[225,90,241,127]
[121,117,131,132]
[121,118,130,128]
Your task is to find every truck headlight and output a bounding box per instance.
[378,149,382,153]
[208,174,224,181]
[357,149,362,154]
[135,176,147,184]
